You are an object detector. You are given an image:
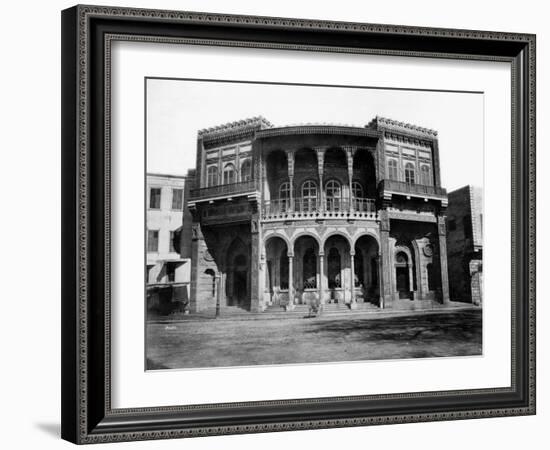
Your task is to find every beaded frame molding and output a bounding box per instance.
[61,4,536,444]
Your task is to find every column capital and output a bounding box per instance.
[342,145,358,157]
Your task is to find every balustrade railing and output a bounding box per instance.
[379,179,447,198]
[262,196,376,219]
[189,180,257,201]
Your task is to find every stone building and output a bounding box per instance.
[446,185,483,305]
[186,116,450,313]
[146,173,191,313]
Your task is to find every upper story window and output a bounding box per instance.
[404,162,415,184]
[420,164,431,186]
[279,182,291,200]
[171,188,183,210]
[149,188,161,209]
[325,180,341,210]
[206,165,218,187]
[301,180,317,211]
[387,159,398,181]
[223,163,235,185]
[352,181,363,199]
[147,230,159,253]
[240,159,252,182]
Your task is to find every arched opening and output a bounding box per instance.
[395,251,411,299]
[225,238,250,309]
[301,180,318,212]
[223,163,236,185]
[355,235,380,303]
[264,236,289,306]
[303,248,317,289]
[240,159,252,182]
[420,164,431,186]
[327,247,341,288]
[353,150,377,196]
[354,248,364,288]
[387,158,398,181]
[293,235,319,304]
[404,162,415,185]
[265,150,288,203]
[324,234,351,304]
[294,148,318,212]
[325,179,342,211]
[206,165,218,187]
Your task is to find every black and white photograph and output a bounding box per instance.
[145,78,484,370]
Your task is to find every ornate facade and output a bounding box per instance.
[186,116,450,313]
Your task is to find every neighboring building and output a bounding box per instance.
[186,116,451,313]
[146,173,190,313]
[446,185,483,305]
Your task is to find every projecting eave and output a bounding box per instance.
[255,124,379,139]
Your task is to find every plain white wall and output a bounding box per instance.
[0,0,545,448]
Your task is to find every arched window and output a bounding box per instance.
[301,180,317,212]
[327,247,341,288]
[279,182,291,211]
[420,164,431,185]
[325,180,341,211]
[388,159,398,181]
[223,163,235,185]
[352,181,363,199]
[279,253,289,290]
[395,252,408,265]
[352,181,364,211]
[240,159,252,182]
[302,248,317,289]
[206,165,218,187]
[405,162,415,185]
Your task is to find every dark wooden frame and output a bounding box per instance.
[61,4,536,444]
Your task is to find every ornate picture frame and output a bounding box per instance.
[61,5,536,444]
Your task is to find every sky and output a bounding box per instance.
[146,78,484,192]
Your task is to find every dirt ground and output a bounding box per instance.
[146,309,482,370]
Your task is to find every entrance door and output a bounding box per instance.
[396,267,410,299]
[233,270,247,305]
[231,254,249,308]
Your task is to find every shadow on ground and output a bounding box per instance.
[146,309,482,369]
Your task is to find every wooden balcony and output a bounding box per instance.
[262,197,377,221]
[189,180,258,202]
[378,179,447,201]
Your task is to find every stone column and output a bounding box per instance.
[287,254,295,311]
[318,252,325,306]
[344,146,356,212]
[350,249,357,309]
[379,210,393,308]
[437,216,450,303]
[249,218,261,312]
[286,150,295,212]
[315,147,326,212]
[215,274,222,317]
[259,251,266,311]
[220,271,227,307]
[189,223,202,313]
